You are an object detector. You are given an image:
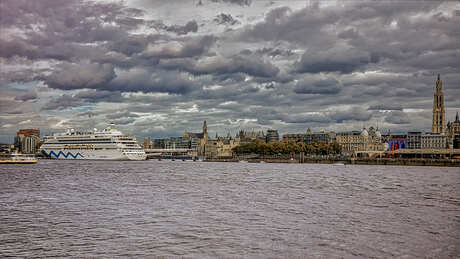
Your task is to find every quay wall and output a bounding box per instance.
[204,158,460,167]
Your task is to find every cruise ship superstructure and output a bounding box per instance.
[41,124,146,160]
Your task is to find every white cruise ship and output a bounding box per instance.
[40,124,146,160]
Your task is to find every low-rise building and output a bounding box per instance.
[408,132,447,149]
[421,133,447,149]
[265,129,279,143]
[336,127,384,155]
[387,134,407,151]
[15,129,40,154]
[407,132,422,149]
[282,133,305,143]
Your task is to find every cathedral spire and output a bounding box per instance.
[203,120,207,134]
[456,111,459,123]
[432,74,446,134]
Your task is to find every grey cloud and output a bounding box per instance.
[165,21,199,35]
[385,111,411,124]
[282,107,372,124]
[160,55,279,78]
[256,47,294,58]
[106,111,140,120]
[214,13,240,26]
[1,0,459,139]
[75,90,124,103]
[330,108,373,123]
[109,118,136,125]
[45,61,116,90]
[42,94,83,110]
[143,35,216,59]
[211,0,252,6]
[238,6,337,47]
[296,48,378,74]
[13,90,38,102]
[368,104,403,111]
[294,78,341,95]
[107,69,197,94]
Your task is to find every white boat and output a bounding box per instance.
[40,124,146,160]
[0,152,37,164]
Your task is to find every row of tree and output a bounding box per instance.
[232,140,342,155]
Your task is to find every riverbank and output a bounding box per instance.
[204,158,460,167]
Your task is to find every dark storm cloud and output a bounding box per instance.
[294,78,341,95]
[108,69,198,94]
[165,20,199,35]
[13,90,37,102]
[2,0,459,139]
[210,0,252,6]
[159,55,279,78]
[282,107,372,124]
[255,47,294,58]
[75,90,124,103]
[45,62,116,90]
[109,118,136,125]
[214,13,240,26]
[142,35,216,59]
[0,0,144,60]
[385,111,411,124]
[42,95,83,110]
[295,48,379,74]
[237,6,337,46]
[106,111,140,120]
[368,104,403,111]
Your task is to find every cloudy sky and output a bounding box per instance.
[1,0,459,142]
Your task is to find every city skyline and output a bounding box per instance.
[1,0,460,142]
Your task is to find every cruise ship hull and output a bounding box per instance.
[40,124,147,161]
[41,149,146,161]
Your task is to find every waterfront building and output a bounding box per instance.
[336,127,384,155]
[143,137,153,149]
[432,74,446,134]
[447,112,460,148]
[454,134,460,149]
[387,134,407,151]
[236,130,265,143]
[165,137,193,149]
[265,129,279,143]
[184,121,209,157]
[421,133,447,149]
[407,132,447,149]
[282,133,304,143]
[336,131,362,153]
[305,131,336,144]
[283,129,335,145]
[153,138,167,149]
[14,129,40,154]
[407,132,422,149]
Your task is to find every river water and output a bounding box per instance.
[1,160,459,258]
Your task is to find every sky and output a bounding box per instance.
[1,0,459,142]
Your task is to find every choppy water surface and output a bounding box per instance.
[1,161,459,258]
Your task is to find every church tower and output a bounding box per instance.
[432,74,446,134]
[202,120,208,137]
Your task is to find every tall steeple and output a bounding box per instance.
[432,74,446,134]
[456,111,459,123]
[203,120,207,135]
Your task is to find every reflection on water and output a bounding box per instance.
[1,161,459,258]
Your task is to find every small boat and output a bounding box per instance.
[0,152,37,164]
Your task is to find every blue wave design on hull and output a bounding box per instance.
[42,150,84,159]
